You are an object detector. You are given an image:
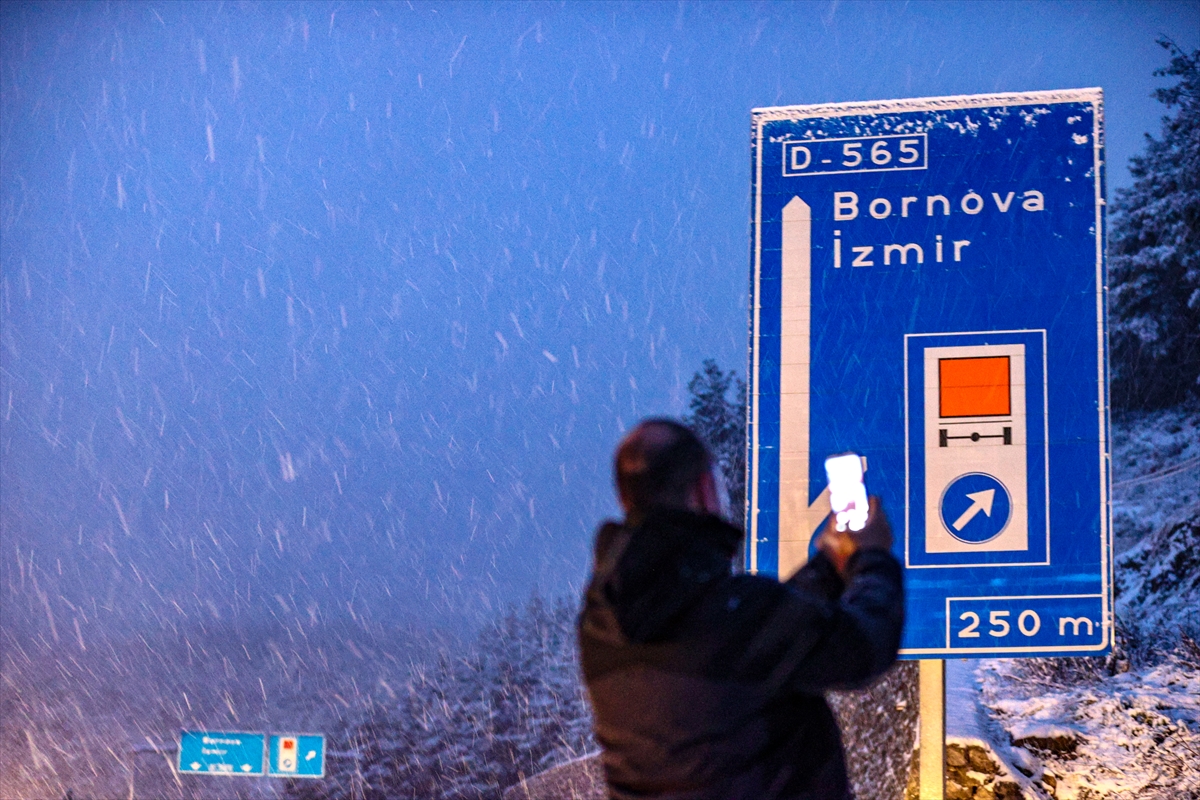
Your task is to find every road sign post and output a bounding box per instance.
[918,660,945,800]
[747,89,1111,795]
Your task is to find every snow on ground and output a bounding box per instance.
[968,402,1200,800]
[978,648,1200,800]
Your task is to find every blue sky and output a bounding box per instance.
[1,0,1197,634]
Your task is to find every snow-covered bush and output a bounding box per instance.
[285,595,594,800]
[1116,513,1200,643]
[827,662,919,800]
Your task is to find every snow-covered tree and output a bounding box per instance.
[684,359,748,524]
[285,595,594,800]
[1109,39,1200,409]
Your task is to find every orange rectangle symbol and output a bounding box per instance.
[938,356,1011,417]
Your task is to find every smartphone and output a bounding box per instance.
[824,453,868,532]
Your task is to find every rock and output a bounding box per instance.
[1009,745,1042,778]
[993,778,1023,800]
[949,767,979,789]
[1010,724,1080,755]
[911,739,1028,800]
[967,745,1000,773]
[963,769,991,787]
[946,783,974,800]
[502,753,606,800]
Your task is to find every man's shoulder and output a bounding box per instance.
[589,520,630,572]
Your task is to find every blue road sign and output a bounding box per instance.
[747,90,1111,657]
[178,731,265,776]
[268,733,326,779]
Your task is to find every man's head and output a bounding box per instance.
[614,418,722,523]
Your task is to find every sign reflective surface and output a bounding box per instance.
[747,90,1111,657]
[178,731,265,777]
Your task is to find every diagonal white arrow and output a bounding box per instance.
[952,489,995,531]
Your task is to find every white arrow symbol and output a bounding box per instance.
[305,750,316,761]
[952,489,995,531]
[190,762,202,770]
[241,763,252,772]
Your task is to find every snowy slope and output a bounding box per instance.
[970,403,1200,800]
[1115,515,1200,641]
[979,649,1200,800]
[1107,402,1199,641]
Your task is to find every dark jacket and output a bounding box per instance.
[578,509,904,800]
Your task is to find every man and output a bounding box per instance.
[578,418,904,800]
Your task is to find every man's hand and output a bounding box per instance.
[815,522,856,577]
[851,496,892,551]
[816,496,892,578]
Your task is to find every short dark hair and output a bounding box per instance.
[615,418,713,519]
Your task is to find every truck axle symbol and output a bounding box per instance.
[939,426,1012,446]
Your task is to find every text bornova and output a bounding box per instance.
[828,188,1045,268]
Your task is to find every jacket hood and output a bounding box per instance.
[591,509,744,644]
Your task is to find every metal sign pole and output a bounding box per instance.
[918,659,945,800]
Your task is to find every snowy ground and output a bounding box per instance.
[961,402,1200,800]
[977,647,1200,800]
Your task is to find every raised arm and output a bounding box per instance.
[730,499,904,693]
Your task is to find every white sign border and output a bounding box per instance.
[903,329,1052,570]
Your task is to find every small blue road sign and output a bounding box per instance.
[747,89,1111,657]
[178,731,265,776]
[939,473,1011,544]
[268,733,325,779]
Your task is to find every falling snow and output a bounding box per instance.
[2,3,1198,799]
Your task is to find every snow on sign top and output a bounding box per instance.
[751,87,1103,123]
[746,89,1111,658]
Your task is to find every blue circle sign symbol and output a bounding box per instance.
[939,473,1012,544]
